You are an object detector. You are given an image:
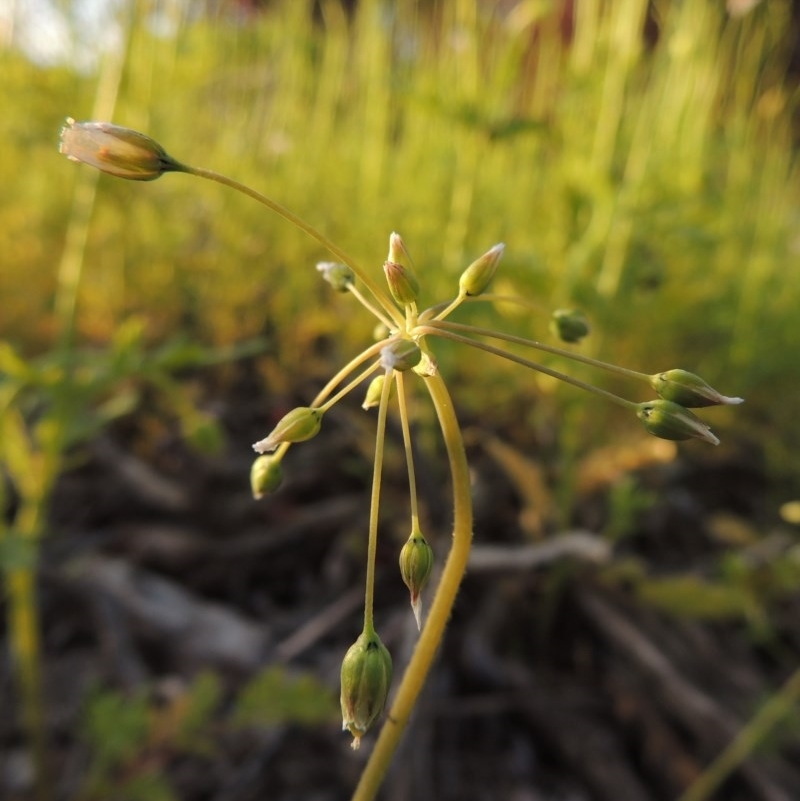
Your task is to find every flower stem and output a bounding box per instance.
[416,325,638,410]
[395,372,420,526]
[424,319,649,381]
[351,370,473,801]
[363,369,393,632]
[180,164,403,328]
[318,361,383,413]
[311,339,395,408]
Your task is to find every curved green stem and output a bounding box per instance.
[351,370,473,801]
[181,164,403,328]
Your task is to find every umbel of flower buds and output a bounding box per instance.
[340,626,393,749]
[250,454,284,499]
[399,530,434,629]
[551,309,590,343]
[59,119,184,181]
[649,369,744,408]
[458,243,505,297]
[252,407,323,453]
[636,400,720,446]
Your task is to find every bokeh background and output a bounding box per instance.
[2,1,800,800]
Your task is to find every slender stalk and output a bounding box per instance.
[419,292,550,322]
[432,291,467,323]
[424,319,649,382]
[349,284,397,330]
[180,165,403,328]
[311,339,395,408]
[415,326,638,410]
[319,361,383,413]
[395,372,420,526]
[351,370,473,801]
[363,369,393,632]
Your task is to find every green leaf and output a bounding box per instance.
[231,666,337,729]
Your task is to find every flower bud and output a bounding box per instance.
[399,530,434,629]
[362,375,394,410]
[387,232,414,270]
[550,309,590,343]
[458,243,505,297]
[649,369,744,408]
[384,261,420,306]
[252,407,323,453]
[380,339,422,372]
[340,628,393,749]
[636,400,720,446]
[59,119,183,181]
[250,454,284,499]
[316,261,355,292]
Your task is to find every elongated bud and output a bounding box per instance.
[399,530,434,629]
[381,339,422,372]
[649,369,744,408]
[636,400,720,446]
[250,454,284,498]
[551,309,590,343]
[59,119,184,181]
[384,261,420,306]
[458,243,505,297]
[316,261,355,292]
[252,407,323,453]
[340,628,393,749]
[362,374,394,410]
[388,232,415,272]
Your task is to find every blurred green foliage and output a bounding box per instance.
[77,667,336,801]
[3,0,798,474]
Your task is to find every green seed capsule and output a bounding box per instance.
[636,400,720,446]
[380,339,422,372]
[362,375,395,410]
[250,454,284,499]
[340,628,393,749]
[252,407,323,453]
[550,309,590,343]
[458,243,505,297]
[399,531,434,629]
[649,369,744,408]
